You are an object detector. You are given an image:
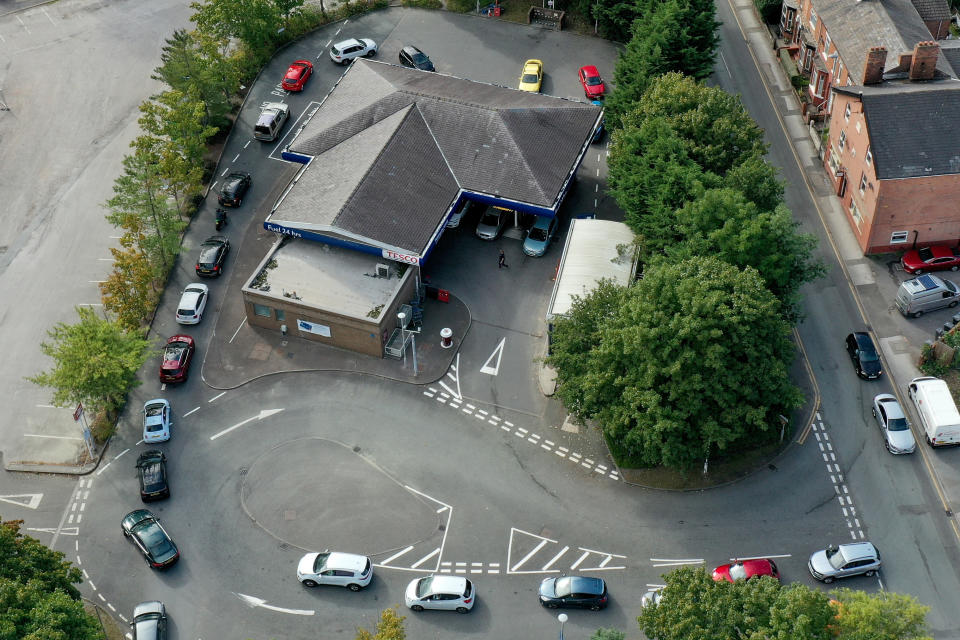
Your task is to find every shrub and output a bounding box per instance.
[753,0,782,24]
[403,0,443,7]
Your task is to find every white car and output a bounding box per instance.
[404,576,475,613]
[142,399,171,443]
[329,38,377,64]
[175,284,209,325]
[297,551,372,590]
[872,394,917,454]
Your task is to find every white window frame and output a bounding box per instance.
[844,103,851,121]
[810,8,818,30]
[890,231,909,244]
[850,200,863,229]
[253,303,272,318]
[865,147,872,166]
[859,173,867,194]
[838,130,846,151]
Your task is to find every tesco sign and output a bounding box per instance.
[382,249,420,265]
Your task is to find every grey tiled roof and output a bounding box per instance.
[940,41,960,78]
[813,0,954,83]
[837,80,960,179]
[909,0,950,21]
[276,59,600,255]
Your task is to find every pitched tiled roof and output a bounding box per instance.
[909,0,950,21]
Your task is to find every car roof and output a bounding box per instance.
[427,575,468,593]
[838,542,878,561]
[875,394,904,416]
[580,64,600,75]
[852,332,875,348]
[133,600,164,618]
[335,37,362,48]
[402,45,423,55]
[326,552,367,571]
[562,575,605,593]
[180,289,203,304]
[137,450,165,465]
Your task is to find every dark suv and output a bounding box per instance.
[218,172,251,207]
[846,332,882,379]
[399,46,435,71]
[538,575,608,610]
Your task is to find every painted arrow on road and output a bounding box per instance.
[234,592,314,616]
[210,409,284,441]
[0,493,43,509]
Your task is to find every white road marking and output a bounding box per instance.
[379,546,414,566]
[480,337,506,375]
[17,16,30,34]
[229,318,247,344]
[27,526,78,536]
[232,154,240,162]
[0,492,42,509]
[235,593,314,616]
[184,407,200,417]
[41,7,56,25]
[208,392,226,403]
[410,548,441,569]
[542,546,569,570]
[244,140,251,149]
[511,539,550,572]
[438,353,462,399]
[210,409,284,440]
[221,168,229,176]
[23,434,81,440]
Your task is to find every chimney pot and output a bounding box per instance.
[862,46,887,84]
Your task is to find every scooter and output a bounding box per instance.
[215,208,228,231]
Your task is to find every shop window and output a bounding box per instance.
[275,309,286,322]
[253,303,271,317]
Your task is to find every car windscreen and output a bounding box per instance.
[585,76,602,85]
[522,73,538,83]
[145,422,164,432]
[413,53,429,64]
[416,576,435,597]
[528,227,548,242]
[887,416,909,431]
[826,548,845,570]
[918,247,934,261]
[480,211,500,226]
[553,576,573,597]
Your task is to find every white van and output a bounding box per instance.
[895,274,960,317]
[907,377,960,447]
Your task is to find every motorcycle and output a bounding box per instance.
[215,208,228,231]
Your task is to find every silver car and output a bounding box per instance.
[872,394,916,454]
[475,207,505,240]
[808,542,881,583]
[132,600,166,640]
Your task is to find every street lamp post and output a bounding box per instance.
[397,312,407,366]
[557,613,568,640]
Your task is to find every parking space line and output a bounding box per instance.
[510,539,549,572]
[410,548,440,569]
[542,545,569,570]
[380,546,414,566]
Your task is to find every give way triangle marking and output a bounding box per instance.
[480,337,506,376]
[0,493,43,509]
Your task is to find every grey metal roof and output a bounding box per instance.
[909,0,950,21]
[813,0,954,83]
[837,79,960,179]
[275,59,599,255]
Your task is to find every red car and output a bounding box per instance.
[282,59,313,92]
[578,65,605,99]
[711,558,780,583]
[901,245,960,274]
[159,335,195,383]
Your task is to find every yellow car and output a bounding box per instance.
[518,59,543,92]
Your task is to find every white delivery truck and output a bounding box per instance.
[907,377,960,447]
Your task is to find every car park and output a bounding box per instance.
[538,575,608,610]
[297,551,372,590]
[901,245,960,274]
[218,172,251,207]
[330,38,377,64]
[405,576,475,613]
[523,216,559,257]
[136,450,170,501]
[121,509,180,570]
[808,542,880,583]
[175,283,209,324]
[845,332,882,379]
[578,65,605,99]
[195,236,230,277]
[254,102,290,141]
[282,59,313,91]
[518,59,543,92]
[159,335,195,383]
[399,45,434,71]
[711,558,780,582]
[475,207,506,240]
[132,601,167,640]
[872,394,916,454]
[142,399,171,443]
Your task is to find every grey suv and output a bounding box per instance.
[808,542,881,583]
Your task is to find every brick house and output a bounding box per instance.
[824,41,960,254]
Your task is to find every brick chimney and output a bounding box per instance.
[862,46,887,84]
[909,41,939,80]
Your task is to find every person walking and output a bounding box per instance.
[498,248,509,269]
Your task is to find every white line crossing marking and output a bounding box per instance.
[410,548,440,569]
[184,406,200,417]
[570,551,590,570]
[511,539,550,572]
[380,546,414,565]
[543,546,569,571]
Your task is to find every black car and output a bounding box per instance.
[195,236,230,277]
[399,45,435,72]
[846,332,882,379]
[136,450,169,502]
[538,575,608,610]
[121,509,180,570]
[218,172,251,207]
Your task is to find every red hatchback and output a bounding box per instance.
[282,59,313,92]
[159,335,195,383]
[578,65,605,99]
[901,245,960,274]
[712,558,780,583]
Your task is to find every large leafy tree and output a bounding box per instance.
[723,151,785,212]
[190,0,286,60]
[355,607,405,640]
[548,258,802,470]
[99,244,160,332]
[27,307,153,415]
[831,588,932,640]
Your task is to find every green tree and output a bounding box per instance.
[99,244,160,332]
[624,72,767,175]
[355,607,405,640]
[723,152,785,212]
[191,0,284,61]
[548,258,802,470]
[27,307,153,416]
[591,628,626,640]
[831,588,932,640]
[591,0,645,43]
[0,519,82,598]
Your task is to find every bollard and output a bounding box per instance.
[440,327,453,349]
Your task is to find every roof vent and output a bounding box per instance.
[376,263,390,278]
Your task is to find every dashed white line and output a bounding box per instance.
[209,392,226,403]
[184,407,200,417]
[232,154,240,162]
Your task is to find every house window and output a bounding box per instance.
[838,130,846,151]
[802,47,814,72]
[253,303,271,317]
[810,9,818,30]
[814,71,827,97]
[275,308,286,322]
[855,121,861,134]
[865,147,872,166]
[850,200,863,229]
[828,147,842,175]
[890,231,909,244]
[859,173,867,194]
[825,34,832,56]
[844,103,851,121]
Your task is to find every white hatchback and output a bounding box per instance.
[175,284,209,325]
[142,399,172,443]
[405,576,475,613]
[297,551,372,590]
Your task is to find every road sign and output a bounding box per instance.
[73,403,83,422]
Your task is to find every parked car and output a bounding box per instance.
[175,283,209,325]
[159,335,195,383]
[523,216,559,257]
[845,332,882,379]
[872,394,916,454]
[254,102,289,142]
[136,450,170,501]
[538,575,608,610]
[711,559,780,583]
[446,200,471,229]
[475,207,506,240]
[578,65,605,99]
[297,551,373,590]
[121,509,180,570]
[405,576,475,613]
[282,59,313,91]
[330,38,377,64]
[142,399,171,443]
[640,589,662,608]
[132,601,167,640]
[399,45,434,71]
[195,236,230,277]
[808,542,880,583]
[901,245,960,274]
[518,59,543,92]
[907,376,960,447]
[218,172,251,207]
